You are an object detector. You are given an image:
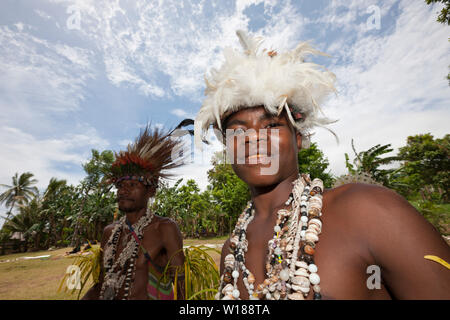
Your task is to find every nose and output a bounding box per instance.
[117,186,129,197]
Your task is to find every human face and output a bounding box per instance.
[224,106,302,188]
[116,179,152,213]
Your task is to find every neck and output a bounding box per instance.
[125,207,148,225]
[249,171,299,221]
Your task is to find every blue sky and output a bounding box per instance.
[0,0,449,221]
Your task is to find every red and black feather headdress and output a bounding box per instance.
[107,120,193,187]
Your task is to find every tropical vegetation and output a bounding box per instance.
[1,133,449,257]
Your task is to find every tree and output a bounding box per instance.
[207,152,250,235]
[396,133,449,202]
[2,196,41,252]
[345,139,402,188]
[425,0,450,84]
[41,178,68,248]
[298,143,334,188]
[0,172,39,220]
[425,0,450,25]
[71,149,115,247]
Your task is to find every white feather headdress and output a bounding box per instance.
[194,30,337,149]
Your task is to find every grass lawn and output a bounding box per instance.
[0,237,226,300]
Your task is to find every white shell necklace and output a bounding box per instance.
[100,208,154,300]
[218,174,324,300]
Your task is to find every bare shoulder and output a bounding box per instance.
[323,183,450,299]
[321,182,447,258]
[324,182,409,207]
[151,215,181,234]
[101,221,121,246]
[323,182,422,223]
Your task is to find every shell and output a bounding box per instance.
[291,276,310,287]
[309,273,320,285]
[305,232,319,242]
[294,268,309,277]
[292,284,310,293]
[307,225,321,234]
[287,292,305,300]
[273,291,281,300]
[286,244,293,252]
[295,261,309,269]
[222,283,234,294]
[224,254,235,268]
[309,218,322,229]
[308,263,318,273]
[308,207,321,217]
[280,268,290,281]
[247,273,255,284]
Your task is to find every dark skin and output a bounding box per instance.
[82,179,185,300]
[220,106,450,300]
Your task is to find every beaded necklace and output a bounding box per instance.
[100,208,154,300]
[218,174,324,300]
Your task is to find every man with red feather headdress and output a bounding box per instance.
[82,124,189,300]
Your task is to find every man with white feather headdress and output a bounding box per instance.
[194,30,450,300]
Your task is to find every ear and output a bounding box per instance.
[296,131,302,151]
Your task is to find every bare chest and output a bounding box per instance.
[236,211,390,300]
[111,229,166,299]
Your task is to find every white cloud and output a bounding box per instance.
[35,9,52,20]
[0,126,109,192]
[312,0,450,177]
[171,108,191,118]
[56,0,306,102]
[0,25,94,119]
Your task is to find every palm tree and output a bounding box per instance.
[345,139,403,187]
[41,178,67,248]
[0,172,39,220]
[3,197,42,252]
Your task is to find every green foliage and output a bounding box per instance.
[410,200,450,235]
[396,133,449,201]
[153,179,225,237]
[345,139,402,188]
[207,152,251,235]
[425,0,450,25]
[0,172,39,219]
[164,245,220,300]
[58,243,102,299]
[298,143,334,188]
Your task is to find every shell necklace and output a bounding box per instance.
[100,208,154,300]
[218,174,324,300]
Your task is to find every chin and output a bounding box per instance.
[233,164,284,188]
[118,204,135,213]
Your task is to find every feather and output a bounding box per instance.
[236,30,263,56]
[194,30,337,148]
[108,123,186,185]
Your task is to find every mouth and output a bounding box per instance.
[245,154,271,164]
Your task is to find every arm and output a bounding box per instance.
[161,219,185,299]
[354,184,450,299]
[219,238,231,276]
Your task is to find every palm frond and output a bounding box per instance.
[162,245,220,300]
[58,242,102,299]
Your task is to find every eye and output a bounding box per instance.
[233,128,245,136]
[266,122,281,128]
